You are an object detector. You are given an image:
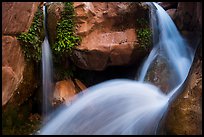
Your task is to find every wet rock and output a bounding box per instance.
[2,2,41,35]
[164,56,202,135]
[53,79,87,107]
[71,2,150,70]
[158,2,178,10]
[143,56,179,94]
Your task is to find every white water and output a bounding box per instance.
[39,2,196,135]
[42,4,54,124]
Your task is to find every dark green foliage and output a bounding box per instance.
[52,2,81,58]
[17,7,44,63]
[136,18,152,50]
[17,2,80,65]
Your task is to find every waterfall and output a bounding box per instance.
[42,3,54,124]
[39,2,197,135]
[138,2,195,100]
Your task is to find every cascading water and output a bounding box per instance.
[39,2,197,135]
[42,3,54,124]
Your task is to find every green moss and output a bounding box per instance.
[17,6,44,63]
[52,2,81,60]
[136,18,152,51]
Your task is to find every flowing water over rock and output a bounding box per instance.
[42,4,54,124]
[39,2,197,135]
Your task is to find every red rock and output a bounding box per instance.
[175,2,202,32]
[2,36,25,106]
[74,79,87,91]
[53,79,86,105]
[71,2,149,71]
[2,67,18,106]
[2,2,41,35]
[54,80,76,104]
[158,2,178,10]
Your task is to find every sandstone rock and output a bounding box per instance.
[2,36,25,106]
[2,67,18,106]
[166,9,177,21]
[2,2,41,35]
[53,79,87,106]
[47,2,64,46]
[175,2,202,32]
[71,2,150,70]
[158,2,178,10]
[174,2,202,50]
[164,56,202,135]
[74,79,87,91]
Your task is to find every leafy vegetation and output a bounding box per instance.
[136,18,152,50]
[52,2,81,59]
[51,2,81,80]
[17,7,44,63]
[17,2,80,64]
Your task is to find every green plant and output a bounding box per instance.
[136,18,152,50]
[52,2,81,59]
[137,28,152,50]
[17,7,44,63]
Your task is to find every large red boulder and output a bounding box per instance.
[71,2,150,70]
[2,2,41,35]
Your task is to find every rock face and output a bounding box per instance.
[53,79,87,106]
[2,2,40,35]
[166,9,177,21]
[175,2,202,32]
[2,2,41,107]
[158,2,178,10]
[71,2,150,70]
[162,2,202,135]
[47,2,64,46]
[2,3,41,134]
[164,56,202,135]
[2,36,25,106]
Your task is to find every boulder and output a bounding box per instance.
[2,2,41,35]
[2,2,43,134]
[53,79,87,106]
[2,36,25,106]
[71,2,150,70]
[2,36,38,107]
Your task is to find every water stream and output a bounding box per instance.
[42,3,54,124]
[39,2,197,135]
